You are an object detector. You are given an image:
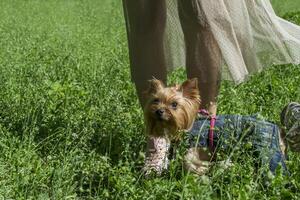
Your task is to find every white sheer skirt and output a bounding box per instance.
[165,0,300,83]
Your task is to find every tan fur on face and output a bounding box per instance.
[144,78,200,139]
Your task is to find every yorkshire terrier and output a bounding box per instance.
[143,78,300,176]
[143,78,200,174]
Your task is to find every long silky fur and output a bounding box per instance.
[144,79,200,139]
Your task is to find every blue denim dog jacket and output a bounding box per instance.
[189,115,288,174]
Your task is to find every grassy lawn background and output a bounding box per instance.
[272,0,300,15]
[0,0,299,199]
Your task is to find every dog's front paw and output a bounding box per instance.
[143,136,170,176]
[184,148,211,175]
[185,162,210,175]
[143,155,169,176]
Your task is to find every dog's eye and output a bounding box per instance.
[171,102,178,109]
[152,98,160,104]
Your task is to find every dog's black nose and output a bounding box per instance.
[155,109,164,117]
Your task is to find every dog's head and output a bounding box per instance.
[144,78,200,138]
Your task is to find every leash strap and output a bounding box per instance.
[209,115,216,152]
[198,109,216,152]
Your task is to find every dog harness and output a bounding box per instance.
[188,114,288,174]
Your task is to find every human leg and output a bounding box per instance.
[122,0,167,108]
[178,0,222,115]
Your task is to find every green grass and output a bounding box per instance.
[271,0,300,16]
[0,0,300,199]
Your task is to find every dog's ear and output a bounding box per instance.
[146,79,164,94]
[180,78,199,99]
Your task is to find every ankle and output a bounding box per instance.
[207,102,217,115]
